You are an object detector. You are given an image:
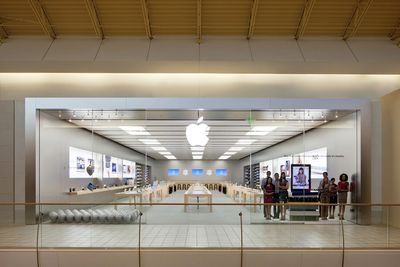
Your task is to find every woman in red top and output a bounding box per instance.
[338,173,349,220]
[263,177,275,220]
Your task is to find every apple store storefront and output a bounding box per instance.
[14,97,380,249]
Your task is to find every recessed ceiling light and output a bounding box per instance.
[236,139,256,145]
[246,126,277,136]
[151,146,167,151]
[192,151,204,155]
[228,147,244,151]
[224,151,237,155]
[191,146,205,151]
[193,156,202,160]
[120,126,150,136]
[165,155,176,160]
[219,155,231,160]
[159,151,171,155]
[139,139,160,145]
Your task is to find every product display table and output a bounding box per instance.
[114,188,153,209]
[228,184,264,212]
[184,184,213,212]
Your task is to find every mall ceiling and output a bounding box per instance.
[0,0,399,41]
[45,109,354,160]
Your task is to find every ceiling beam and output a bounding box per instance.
[197,0,202,43]
[343,0,374,40]
[140,0,153,39]
[28,0,55,39]
[247,0,259,40]
[295,0,316,40]
[84,0,104,39]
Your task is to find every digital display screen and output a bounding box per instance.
[291,164,312,191]
[168,168,180,176]
[122,160,136,179]
[215,169,228,176]
[69,146,102,178]
[192,169,204,176]
[103,155,122,178]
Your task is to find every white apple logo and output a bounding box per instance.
[186,116,210,146]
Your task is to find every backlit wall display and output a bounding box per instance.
[192,169,204,176]
[69,147,102,178]
[103,155,123,178]
[304,147,327,179]
[168,168,180,176]
[259,160,273,179]
[273,156,292,178]
[122,160,136,179]
[291,164,311,191]
[215,169,227,176]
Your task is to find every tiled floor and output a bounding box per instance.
[1,191,400,249]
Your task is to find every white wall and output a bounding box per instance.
[239,113,358,190]
[39,112,154,203]
[153,160,239,183]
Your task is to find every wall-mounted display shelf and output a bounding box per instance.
[252,163,260,189]
[243,165,251,187]
[65,185,134,196]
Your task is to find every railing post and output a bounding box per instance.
[138,211,143,267]
[239,211,243,267]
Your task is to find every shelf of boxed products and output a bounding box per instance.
[66,185,135,196]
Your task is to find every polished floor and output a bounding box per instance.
[0,191,399,249]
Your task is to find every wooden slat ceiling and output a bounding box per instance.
[0,0,400,40]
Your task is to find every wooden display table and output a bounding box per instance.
[114,188,153,209]
[66,185,134,195]
[184,184,213,212]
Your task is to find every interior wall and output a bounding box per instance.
[38,112,154,204]
[153,160,239,183]
[239,113,358,191]
[0,100,14,224]
[382,89,400,227]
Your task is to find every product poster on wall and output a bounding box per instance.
[293,153,305,164]
[259,160,273,178]
[69,146,102,178]
[103,155,123,178]
[304,147,327,179]
[291,164,311,191]
[122,160,136,179]
[273,156,292,178]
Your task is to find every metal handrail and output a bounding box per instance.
[0,202,398,206]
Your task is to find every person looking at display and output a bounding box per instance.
[263,177,275,220]
[273,172,280,219]
[338,173,349,220]
[328,178,338,219]
[279,172,289,220]
[319,175,330,220]
[261,171,272,218]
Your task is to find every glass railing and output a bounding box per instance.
[0,202,399,250]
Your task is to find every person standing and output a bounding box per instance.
[338,173,349,220]
[328,178,338,219]
[263,177,275,220]
[261,171,272,218]
[272,173,280,219]
[318,172,329,217]
[319,175,330,220]
[279,172,289,220]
